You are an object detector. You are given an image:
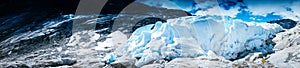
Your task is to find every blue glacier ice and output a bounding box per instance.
[114,16,283,66]
[104,53,116,64]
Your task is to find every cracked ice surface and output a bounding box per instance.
[116,16,283,67]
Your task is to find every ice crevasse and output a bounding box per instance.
[113,16,283,66]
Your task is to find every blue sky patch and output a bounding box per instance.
[234,11,282,22]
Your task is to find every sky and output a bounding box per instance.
[136,0,300,22]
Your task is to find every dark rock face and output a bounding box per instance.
[267,19,298,29]
[101,0,135,14]
[3,63,30,68]
[0,0,80,17]
[0,15,72,60]
[32,58,77,67]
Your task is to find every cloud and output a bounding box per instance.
[244,0,300,21]
[234,11,282,22]
[137,0,300,21]
[195,5,240,18]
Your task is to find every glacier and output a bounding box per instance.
[112,16,283,67]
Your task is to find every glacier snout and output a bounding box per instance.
[115,16,283,66]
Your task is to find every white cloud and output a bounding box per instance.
[290,1,300,21]
[245,0,290,16]
[195,5,240,18]
[138,0,300,21]
[245,0,300,21]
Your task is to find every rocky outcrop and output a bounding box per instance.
[268,45,300,67]
[272,24,300,50]
[267,23,300,67]
[0,31,124,68]
[109,51,274,68]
